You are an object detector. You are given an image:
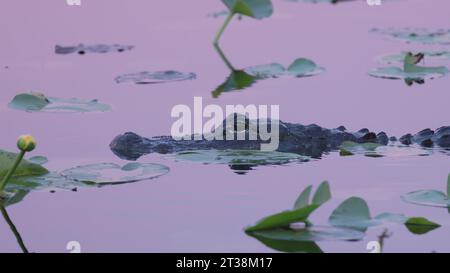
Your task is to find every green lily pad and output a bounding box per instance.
[329,197,439,235]
[28,156,48,165]
[60,162,170,185]
[402,174,450,208]
[377,51,450,65]
[9,93,111,113]
[171,150,307,166]
[371,28,450,45]
[115,71,196,85]
[222,0,273,19]
[0,150,49,180]
[244,58,325,79]
[368,66,449,83]
[405,217,441,235]
[246,181,331,232]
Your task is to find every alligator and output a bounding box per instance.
[109,115,450,161]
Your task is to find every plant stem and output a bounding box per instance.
[1,206,29,253]
[214,43,236,71]
[0,150,25,194]
[213,12,235,46]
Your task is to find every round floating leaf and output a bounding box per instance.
[244,63,286,78]
[60,162,170,185]
[6,172,86,192]
[115,71,196,84]
[329,197,375,231]
[377,51,450,64]
[287,58,325,77]
[368,66,449,82]
[401,190,450,208]
[212,70,256,98]
[9,93,111,113]
[371,28,450,45]
[9,93,50,112]
[405,217,441,235]
[27,156,48,165]
[222,0,273,19]
[0,150,49,180]
[171,150,307,166]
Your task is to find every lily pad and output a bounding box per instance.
[115,71,196,84]
[222,0,273,19]
[60,162,170,185]
[9,93,111,113]
[377,51,450,65]
[371,28,450,45]
[55,44,134,55]
[246,181,331,232]
[329,197,439,234]
[28,156,48,165]
[171,149,307,166]
[0,150,49,180]
[368,66,449,84]
[244,58,325,79]
[402,174,450,208]
[405,217,441,235]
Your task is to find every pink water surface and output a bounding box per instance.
[0,0,449,252]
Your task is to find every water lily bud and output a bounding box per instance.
[17,135,36,152]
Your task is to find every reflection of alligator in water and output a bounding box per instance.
[110,116,450,161]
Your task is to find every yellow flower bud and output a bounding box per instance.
[17,135,36,152]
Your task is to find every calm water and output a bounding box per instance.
[0,0,449,252]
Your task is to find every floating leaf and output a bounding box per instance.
[402,174,450,208]
[329,197,437,235]
[405,217,440,235]
[371,28,450,45]
[369,66,449,84]
[61,162,170,185]
[27,156,48,165]
[55,44,134,55]
[287,58,325,77]
[9,93,50,111]
[222,0,273,19]
[115,71,196,85]
[244,63,286,79]
[9,93,111,113]
[171,150,307,166]
[0,150,49,180]
[377,51,450,65]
